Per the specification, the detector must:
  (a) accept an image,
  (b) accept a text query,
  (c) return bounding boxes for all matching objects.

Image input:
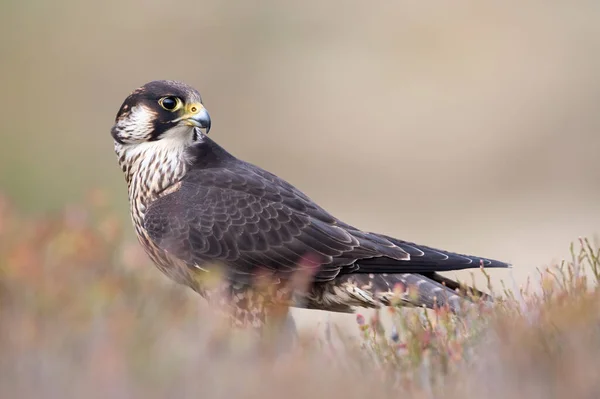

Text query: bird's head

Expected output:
[111,80,211,146]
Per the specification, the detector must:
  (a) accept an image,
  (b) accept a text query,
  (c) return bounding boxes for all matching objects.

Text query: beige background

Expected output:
[2,1,599,327]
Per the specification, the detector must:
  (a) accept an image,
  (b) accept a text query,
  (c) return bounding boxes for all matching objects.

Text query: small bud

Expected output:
[356,314,365,325]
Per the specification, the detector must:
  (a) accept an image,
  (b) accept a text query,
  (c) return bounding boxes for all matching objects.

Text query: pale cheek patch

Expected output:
[114,105,157,143]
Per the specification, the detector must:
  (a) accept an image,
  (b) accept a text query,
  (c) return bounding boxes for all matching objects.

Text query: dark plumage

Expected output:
[111,80,510,326]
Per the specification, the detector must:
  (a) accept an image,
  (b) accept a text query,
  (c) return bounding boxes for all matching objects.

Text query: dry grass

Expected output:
[1,190,599,399]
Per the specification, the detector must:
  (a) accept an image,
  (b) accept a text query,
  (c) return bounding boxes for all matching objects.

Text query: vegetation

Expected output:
[1,190,599,398]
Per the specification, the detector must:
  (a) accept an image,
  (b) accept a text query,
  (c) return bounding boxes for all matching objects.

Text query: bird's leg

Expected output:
[260,260,317,354]
[257,297,299,356]
[206,269,309,356]
[275,311,299,354]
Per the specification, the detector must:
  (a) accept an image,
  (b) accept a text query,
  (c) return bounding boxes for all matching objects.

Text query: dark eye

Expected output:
[159,96,182,111]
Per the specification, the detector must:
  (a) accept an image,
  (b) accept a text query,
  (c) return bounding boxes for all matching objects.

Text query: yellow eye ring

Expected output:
[158,96,183,112]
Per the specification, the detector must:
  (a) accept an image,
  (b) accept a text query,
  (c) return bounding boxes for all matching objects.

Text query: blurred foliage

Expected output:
[1,190,600,398]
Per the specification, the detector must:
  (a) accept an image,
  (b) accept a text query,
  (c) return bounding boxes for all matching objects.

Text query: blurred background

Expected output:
[1,0,600,330]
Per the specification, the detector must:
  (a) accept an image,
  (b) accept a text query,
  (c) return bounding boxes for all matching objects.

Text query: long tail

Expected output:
[309,272,492,314]
[374,272,491,312]
[338,237,509,312]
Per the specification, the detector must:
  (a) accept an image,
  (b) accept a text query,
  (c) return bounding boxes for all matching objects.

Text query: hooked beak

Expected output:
[183,104,211,134]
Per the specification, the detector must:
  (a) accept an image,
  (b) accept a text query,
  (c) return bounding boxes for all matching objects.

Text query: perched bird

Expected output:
[111,80,510,327]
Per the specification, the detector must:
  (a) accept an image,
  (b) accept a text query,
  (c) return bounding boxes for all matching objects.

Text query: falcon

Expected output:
[111,80,510,327]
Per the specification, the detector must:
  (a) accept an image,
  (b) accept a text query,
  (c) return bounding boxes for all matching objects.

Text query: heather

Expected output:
[1,192,599,398]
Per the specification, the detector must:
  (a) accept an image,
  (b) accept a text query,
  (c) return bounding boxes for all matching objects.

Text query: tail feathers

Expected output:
[371,273,463,313]
[423,272,493,302]
[333,272,492,313]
